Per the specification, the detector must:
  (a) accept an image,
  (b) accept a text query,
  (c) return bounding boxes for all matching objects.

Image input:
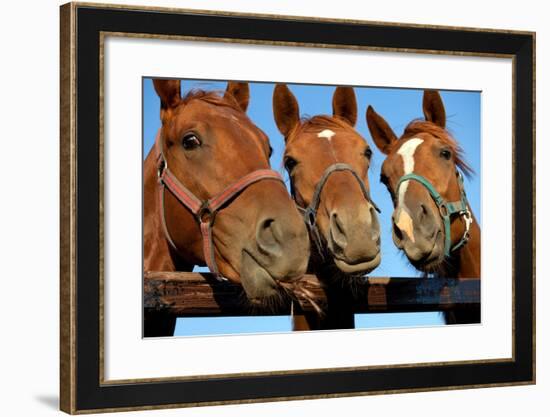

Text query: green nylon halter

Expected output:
[396,171,472,256]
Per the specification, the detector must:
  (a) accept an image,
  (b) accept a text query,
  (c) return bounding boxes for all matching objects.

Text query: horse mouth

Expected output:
[239,250,281,302]
[332,252,381,274]
[409,230,445,271]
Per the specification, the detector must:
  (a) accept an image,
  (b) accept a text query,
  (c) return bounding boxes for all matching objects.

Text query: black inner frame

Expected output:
[74,5,534,411]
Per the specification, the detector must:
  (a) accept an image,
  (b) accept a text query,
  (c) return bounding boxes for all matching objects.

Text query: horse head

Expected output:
[273,84,381,275]
[145,79,310,301]
[366,90,476,273]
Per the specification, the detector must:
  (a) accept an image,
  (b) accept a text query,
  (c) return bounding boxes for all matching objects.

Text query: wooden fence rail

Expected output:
[144,271,480,317]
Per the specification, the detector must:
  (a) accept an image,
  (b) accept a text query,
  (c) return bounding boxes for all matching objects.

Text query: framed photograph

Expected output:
[60,2,535,414]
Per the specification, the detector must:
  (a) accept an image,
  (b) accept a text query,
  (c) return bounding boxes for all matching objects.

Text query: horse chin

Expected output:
[332,253,381,275]
[414,259,444,274]
[239,250,280,301]
[405,232,445,272]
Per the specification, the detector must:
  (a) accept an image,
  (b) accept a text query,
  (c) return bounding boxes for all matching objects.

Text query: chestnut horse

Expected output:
[144,80,310,335]
[273,84,381,329]
[366,90,480,323]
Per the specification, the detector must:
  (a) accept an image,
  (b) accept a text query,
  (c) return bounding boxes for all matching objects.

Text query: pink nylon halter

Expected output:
[155,130,285,281]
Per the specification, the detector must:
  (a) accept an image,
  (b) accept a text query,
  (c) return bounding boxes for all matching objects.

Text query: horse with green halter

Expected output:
[366,90,481,324]
[366,89,480,282]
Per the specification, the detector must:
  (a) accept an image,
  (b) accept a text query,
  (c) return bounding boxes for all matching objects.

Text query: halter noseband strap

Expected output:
[396,171,472,257]
[155,131,285,281]
[295,163,380,258]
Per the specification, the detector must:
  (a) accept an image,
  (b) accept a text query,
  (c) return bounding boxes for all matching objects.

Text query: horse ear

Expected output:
[273,84,300,139]
[332,86,357,126]
[366,105,397,155]
[225,82,250,112]
[153,79,181,123]
[153,79,181,109]
[422,90,446,128]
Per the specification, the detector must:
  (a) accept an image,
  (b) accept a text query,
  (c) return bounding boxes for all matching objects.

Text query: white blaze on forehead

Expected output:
[394,138,424,242]
[395,138,424,243]
[317,129,336,141]
[397,137,424,175]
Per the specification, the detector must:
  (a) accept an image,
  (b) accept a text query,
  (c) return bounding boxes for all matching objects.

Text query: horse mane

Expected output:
[400,120,474,177]
[181,89,242,112]
[287,115,354,143]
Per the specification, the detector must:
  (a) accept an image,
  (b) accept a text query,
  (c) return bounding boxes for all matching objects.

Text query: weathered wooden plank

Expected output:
[144,271,480,317]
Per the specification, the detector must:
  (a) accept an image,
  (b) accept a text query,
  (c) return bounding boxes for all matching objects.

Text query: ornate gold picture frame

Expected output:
[60,2,535,414]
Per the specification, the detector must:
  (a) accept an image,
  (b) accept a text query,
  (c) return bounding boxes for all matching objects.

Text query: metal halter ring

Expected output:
[197,204,216,226]
[304,207,316,227]
[157,159,167,179]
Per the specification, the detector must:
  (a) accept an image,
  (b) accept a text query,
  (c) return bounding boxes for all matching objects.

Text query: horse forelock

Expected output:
[398,120,474,178]
[287,115,355,144]
[181,89,243,112]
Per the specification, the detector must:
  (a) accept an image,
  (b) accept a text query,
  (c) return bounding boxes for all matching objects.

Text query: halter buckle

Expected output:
[461,210,473,237]
[438,204,449,218]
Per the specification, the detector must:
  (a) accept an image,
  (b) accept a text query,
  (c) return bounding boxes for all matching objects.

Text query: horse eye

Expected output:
[364,148,373,160]
[440,149,452,160]
[380,174,396,203]
[284,157,298,173]
[182,134,201,150]
[268,145,273,158]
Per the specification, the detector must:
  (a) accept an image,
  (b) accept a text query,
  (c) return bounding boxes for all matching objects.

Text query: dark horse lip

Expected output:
[332,253,379,266]
[328,226,381,273]
[244,248,304,282]
[243,249,276,279]
[332,252,381,274]
[240,250,280,301]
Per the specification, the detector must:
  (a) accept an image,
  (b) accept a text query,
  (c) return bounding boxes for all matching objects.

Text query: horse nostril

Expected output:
[369,205,381,241]
[256,217,281,256]
[419,203,429,221]
[261,218,274,231]
[333,213,344,234]
[417,204,437,238]
[330,212,348,250]
[393,221,404,242]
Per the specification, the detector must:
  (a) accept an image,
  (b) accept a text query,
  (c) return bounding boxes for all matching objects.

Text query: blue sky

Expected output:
[143,78,481,336]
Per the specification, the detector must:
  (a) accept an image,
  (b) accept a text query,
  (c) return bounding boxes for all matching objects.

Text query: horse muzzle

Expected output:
[327,202,381,274]
[239,207,310,301]
[392,204,445,270]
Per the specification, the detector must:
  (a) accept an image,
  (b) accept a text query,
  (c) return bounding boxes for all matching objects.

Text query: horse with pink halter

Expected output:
[144,80,310,335]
